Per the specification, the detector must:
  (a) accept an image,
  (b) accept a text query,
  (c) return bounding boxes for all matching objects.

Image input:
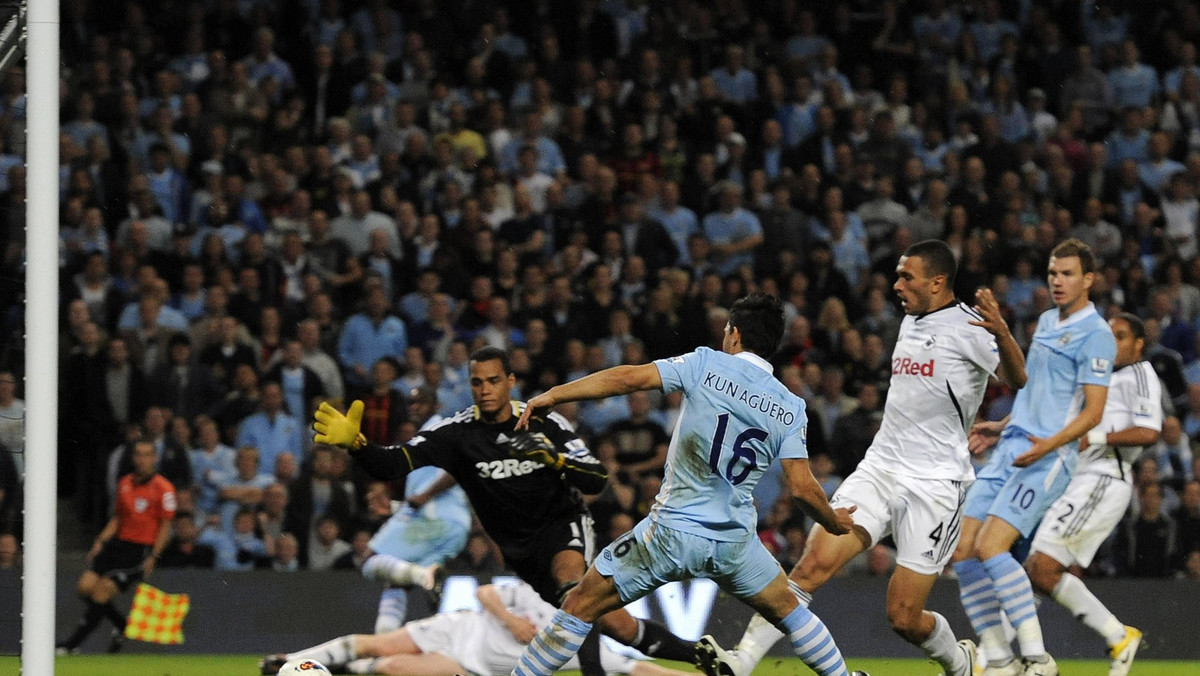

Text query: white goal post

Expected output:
[23,0,58,674]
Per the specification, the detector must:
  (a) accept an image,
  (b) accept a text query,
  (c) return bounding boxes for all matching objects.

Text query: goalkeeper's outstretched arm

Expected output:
[353,440,419,481]
[313,400,418,481]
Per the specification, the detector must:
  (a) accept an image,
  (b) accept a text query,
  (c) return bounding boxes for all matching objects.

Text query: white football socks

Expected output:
[288,635,356,666]
[919,612,967,675]
[735,612,786,669]
[1051,574,1126,647]
[362,555,434,588]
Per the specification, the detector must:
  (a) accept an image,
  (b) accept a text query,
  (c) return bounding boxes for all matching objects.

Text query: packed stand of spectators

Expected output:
[0,0,1199,579]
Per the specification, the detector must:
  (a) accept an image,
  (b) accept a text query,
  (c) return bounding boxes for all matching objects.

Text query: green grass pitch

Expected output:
[2,655,1195,675]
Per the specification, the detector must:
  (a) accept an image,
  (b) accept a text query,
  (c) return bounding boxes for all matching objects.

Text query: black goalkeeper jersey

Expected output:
[352,400,608,560]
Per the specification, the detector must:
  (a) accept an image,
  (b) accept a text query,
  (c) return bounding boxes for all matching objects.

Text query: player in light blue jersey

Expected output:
[360,388,472,633]
[506,294,867,676]
[695,240,1028,676]
[952,239,1116,676]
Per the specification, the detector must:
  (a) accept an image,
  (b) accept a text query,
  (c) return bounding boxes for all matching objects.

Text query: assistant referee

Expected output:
[57,439,176,653]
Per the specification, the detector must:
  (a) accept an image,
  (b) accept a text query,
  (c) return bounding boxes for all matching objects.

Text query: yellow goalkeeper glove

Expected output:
[313,400,367,450]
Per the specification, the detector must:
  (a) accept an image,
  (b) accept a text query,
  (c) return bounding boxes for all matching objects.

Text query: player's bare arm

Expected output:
[88,516,119,561]
[407,470,457,509]
[969,287,1027,389]
[477,585,538,644]
[1014,384,1108,467]
[782,458,856,535]
[517,363,663,430]
[1093,425,1160,449]
[143,517,172,576]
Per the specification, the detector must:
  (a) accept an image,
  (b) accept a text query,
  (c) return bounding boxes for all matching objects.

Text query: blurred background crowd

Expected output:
[0,0,1196,582]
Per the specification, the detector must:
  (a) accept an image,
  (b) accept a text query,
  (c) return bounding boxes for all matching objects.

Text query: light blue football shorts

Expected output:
[594,516,783,603]
[963,431,1074,537]
[369,509,470,565]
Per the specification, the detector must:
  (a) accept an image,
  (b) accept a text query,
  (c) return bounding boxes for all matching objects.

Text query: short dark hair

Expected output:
[469,345,512,374]
[1114,312,1146,341]
[904,239,958,288]
[1050,238,1097,275]
[728,293,785,358]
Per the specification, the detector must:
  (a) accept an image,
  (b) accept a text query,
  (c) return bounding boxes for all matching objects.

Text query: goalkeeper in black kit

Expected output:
[313,346,696,676]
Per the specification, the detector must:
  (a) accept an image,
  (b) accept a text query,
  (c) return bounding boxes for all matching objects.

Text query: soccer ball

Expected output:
[277,659,333,675]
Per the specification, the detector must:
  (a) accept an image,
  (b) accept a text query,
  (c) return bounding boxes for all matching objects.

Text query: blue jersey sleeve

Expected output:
[654,349,707,394]
[1075,325,1117,387]
[777,406,809,461]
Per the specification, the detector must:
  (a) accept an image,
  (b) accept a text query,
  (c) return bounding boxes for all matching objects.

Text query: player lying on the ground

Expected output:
[261,580,698,676]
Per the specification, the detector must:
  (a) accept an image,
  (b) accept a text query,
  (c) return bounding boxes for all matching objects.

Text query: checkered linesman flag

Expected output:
[124,583,191,644]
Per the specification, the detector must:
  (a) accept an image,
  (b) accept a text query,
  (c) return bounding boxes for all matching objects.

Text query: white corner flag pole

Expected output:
[23,0,59,674]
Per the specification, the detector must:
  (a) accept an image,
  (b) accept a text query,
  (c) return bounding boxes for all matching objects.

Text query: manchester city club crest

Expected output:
[1058,332,1071,346]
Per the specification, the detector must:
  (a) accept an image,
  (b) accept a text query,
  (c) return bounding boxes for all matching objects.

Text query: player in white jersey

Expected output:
[505,293,868,676]
[694,241,1027,676]
[1025,314,1160,676]
[261,581,700,676]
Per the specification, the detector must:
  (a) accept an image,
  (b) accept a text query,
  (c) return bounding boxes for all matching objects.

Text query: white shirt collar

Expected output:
[734,350,774,375]
[1054,301,1097,329]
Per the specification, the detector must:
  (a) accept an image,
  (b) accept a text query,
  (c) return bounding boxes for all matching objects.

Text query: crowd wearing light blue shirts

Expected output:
[702,206,763,277]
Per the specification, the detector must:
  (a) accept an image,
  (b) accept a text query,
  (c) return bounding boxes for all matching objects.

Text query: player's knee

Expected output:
[75,574,96,598]
[91,585,115,604]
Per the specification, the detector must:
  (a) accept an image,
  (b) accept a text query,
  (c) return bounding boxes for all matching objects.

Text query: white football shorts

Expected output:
[829,457,967,575]
[1030,472,1132,568]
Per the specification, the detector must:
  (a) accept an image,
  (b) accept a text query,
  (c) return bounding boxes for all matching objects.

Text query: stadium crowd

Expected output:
[0,0,1196,583]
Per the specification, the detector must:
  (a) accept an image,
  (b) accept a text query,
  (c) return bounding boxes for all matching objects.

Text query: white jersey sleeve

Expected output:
[954,305,1001,375]
[497,580,557,628]
[1076,360,1163,479]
